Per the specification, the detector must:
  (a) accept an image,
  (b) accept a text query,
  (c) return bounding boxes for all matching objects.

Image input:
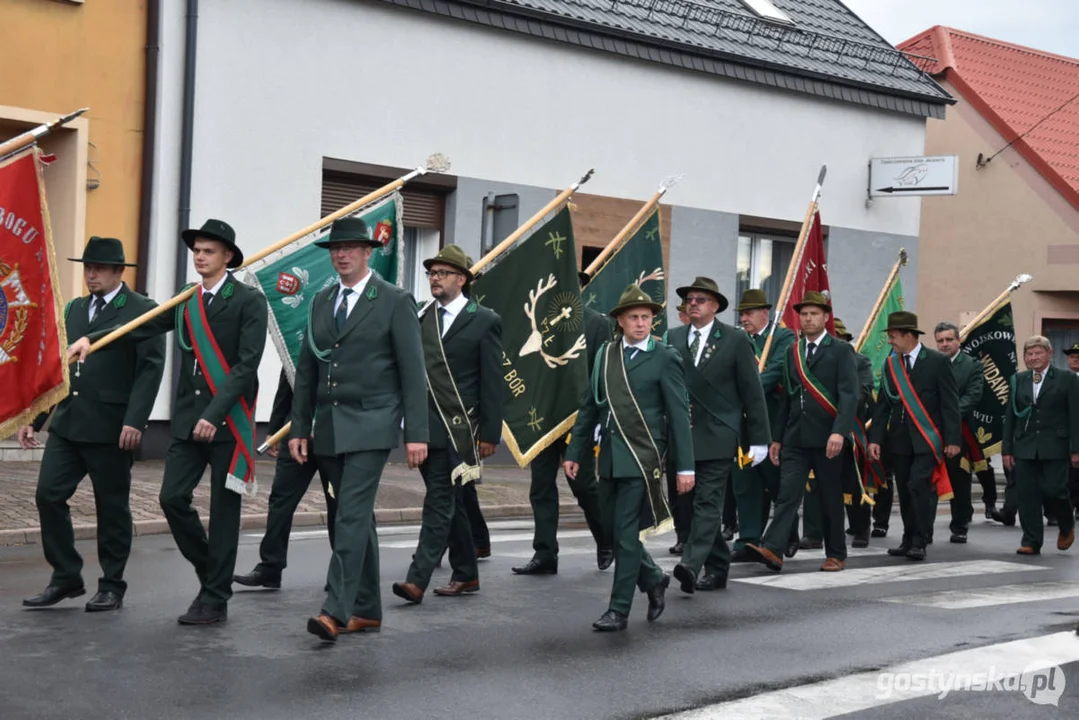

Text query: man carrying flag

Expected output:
[867,312,961,561]
[69,219,268,623]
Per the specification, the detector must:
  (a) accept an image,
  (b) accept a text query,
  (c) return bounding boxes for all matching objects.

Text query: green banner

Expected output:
[960,301,1017,460]
[241,193,402,383]
[582,209,666,335]
[471,207,588,466]
[858,276,905,391]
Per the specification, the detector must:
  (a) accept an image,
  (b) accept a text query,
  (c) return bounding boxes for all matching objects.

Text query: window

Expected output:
[406,227,441,301]
[581,245,603,273]
[480,193,519,254]
[739,0,793,24]
[735,232,796,309]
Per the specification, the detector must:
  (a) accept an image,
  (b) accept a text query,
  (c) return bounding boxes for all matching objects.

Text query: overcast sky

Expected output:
[841,0,1079,58]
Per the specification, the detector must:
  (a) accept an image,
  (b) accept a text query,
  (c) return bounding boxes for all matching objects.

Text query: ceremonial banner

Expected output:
[780,211,835,336]
[0,148,68,439]
[860,277,906,391]
[960,300,1017,467]
[582,209,667,335]
[241,193,402,383]
[471,207,589,466]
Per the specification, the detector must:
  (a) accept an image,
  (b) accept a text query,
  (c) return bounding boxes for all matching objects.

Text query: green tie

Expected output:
[335,288,353,331]
[689,329,701,364]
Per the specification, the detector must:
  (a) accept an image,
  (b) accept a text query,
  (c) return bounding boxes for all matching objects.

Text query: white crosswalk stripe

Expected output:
[880,581,1079,609]
[731,560,1049,591]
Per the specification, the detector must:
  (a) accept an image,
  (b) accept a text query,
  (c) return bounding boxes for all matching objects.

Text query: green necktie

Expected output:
[335,288,353,332]
[689,329,701,364]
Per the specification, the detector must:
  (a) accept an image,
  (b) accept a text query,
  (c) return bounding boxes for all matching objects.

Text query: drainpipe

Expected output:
[134,0,161,293]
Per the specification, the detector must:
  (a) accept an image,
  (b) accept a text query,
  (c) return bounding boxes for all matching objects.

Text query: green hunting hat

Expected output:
[1065,343,1079,355]
[793,291,832,314]
[423,244,474,283]
[314,217,378,249]
[69,236,135,267]
[834,317,853,341]
[610,284,663,318]
[885,311,924,335]
[181,219,243,268]
[736,288,771,312]
[676,276,729,313]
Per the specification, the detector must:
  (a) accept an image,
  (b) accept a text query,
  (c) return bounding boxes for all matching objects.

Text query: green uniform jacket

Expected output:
[753,322,796,420]
[565,341,694,478]
[869,346,961,454]
[666,321,771,460]
[855,352,874,423]
[772,334,859,448]
[1003,366,1079,460]
[38,284,166,443]
[424,298,504,449]
[951,351,984,424]
[291,274,429,455]
[584,306,615,375]
[89,273,266,442]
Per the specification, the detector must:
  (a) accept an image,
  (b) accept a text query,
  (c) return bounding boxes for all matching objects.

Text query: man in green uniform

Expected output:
[746,292,858,572]
[1003,335,1079,555]
[564,284,694,631]
[291,217,428,643]
[666,302,693,555]
[669,277,770,595]
[934,321,984,544]
[868,312,961,561]
[21,237,165,612]
[391,245,502,604]
[1065,343,1079,520]
[513,271,614,575]
[731,288,797,561]
[69,220,268,623]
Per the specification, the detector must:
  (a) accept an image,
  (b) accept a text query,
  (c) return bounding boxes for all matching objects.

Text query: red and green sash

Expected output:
[183,291,258,497]
[885,354,953,501]
[790,340,882,501]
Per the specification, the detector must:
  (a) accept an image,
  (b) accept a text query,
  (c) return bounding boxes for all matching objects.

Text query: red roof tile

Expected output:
[899,26,1079,209]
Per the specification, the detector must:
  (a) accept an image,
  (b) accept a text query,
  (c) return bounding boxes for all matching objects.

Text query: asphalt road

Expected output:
[2,513,1079,719]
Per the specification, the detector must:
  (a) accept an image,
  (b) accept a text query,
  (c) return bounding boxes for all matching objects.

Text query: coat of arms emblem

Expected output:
[0,261,32,365]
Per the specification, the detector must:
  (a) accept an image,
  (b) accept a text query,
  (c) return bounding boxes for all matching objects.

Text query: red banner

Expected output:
[0,148,68,439]
[781,211,835,336]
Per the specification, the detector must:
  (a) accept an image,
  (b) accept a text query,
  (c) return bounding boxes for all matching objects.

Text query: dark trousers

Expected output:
[765,447,846,560]
[873,469,895,530]
[680,459,734,577]
[159,439,243,610]
[1069,465,1079,512]
[976,466,998,506]
[528,441,607,562]
[947,456,973,535]
[1016,458,1075,550]
[723,474,737,529]
[842,446,871,535]
[317,449,389,624]
[666,457,694,543]
[406,449,467,589]
[599,475,664,616]
[891,452,938,550]
[461,482,490,550]
[739,459,797,548]
[35,434,133,595]
[258,452,336,573]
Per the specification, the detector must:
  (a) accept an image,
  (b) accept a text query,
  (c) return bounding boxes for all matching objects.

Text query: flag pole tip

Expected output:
[817,165,827,185]
[899,248,908,265]
[659,174,683,192]
[423,153,451,173]
[578,168,595,186]
[1016,273,1033,284]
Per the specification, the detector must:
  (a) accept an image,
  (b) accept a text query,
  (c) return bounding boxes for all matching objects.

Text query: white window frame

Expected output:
[740,0,794,24]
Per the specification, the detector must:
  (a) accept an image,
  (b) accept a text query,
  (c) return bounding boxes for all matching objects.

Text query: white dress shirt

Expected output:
[201,273,229,300]
[803,330,826,358]
[902,342,923,370]
[688,320,714,366]
[89,283,124,322]
[334,272,373,318]
[437,293,470,337]
[1033,368,1046,402]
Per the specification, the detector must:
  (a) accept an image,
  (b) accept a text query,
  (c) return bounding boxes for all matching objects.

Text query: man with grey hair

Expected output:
[1003,335,1079,555]
[934,321,983,544]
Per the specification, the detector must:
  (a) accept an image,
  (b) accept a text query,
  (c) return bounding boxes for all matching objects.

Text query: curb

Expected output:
[0,501,579,547]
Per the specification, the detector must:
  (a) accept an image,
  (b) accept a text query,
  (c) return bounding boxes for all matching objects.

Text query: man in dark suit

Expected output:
[72,220,267,624]
[934,321,984,544]
[868,312,961,561]
[391,245,502,604]
[1003,335,1079,555]
[564,284,694,631]
[513,271,613,575]
[1066,343,1079,521]
[21,237,165,612]
[665,302,694,555]
[746,292,858,572]
[668,277,770,595]
[233,370,337,590]
[290,217,428,643]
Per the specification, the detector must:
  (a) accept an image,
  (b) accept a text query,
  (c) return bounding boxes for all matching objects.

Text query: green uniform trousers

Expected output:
[528,441,607,562]
[599,475,664,616]
[803,447,872,540]
[256,452,336,574]
[680,459,734,578]
[1016,458,1076,550]
[318,449,389,624]
[159,438,243,610]
[406,448,477,590]
[764,447,847,560]
[947,455,974,535]
[35,434,134,595]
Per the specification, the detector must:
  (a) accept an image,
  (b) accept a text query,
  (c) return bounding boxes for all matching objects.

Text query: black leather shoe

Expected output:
[85,591,123,612]
[22,584,86,608]
[785,541,800,558]
[871,527,888,538]
[597,547,614,571]
[798,537,822,550]
[668,541,685,556]
[887,544,912,557]
[592,609,628,632]
[695,573,727,591]
[511,558,557,575]
[985,503,997,520]
[950,533,968,544]
[907,547,927,561]
[646,574,669,622]
[992,509,1016,527]
[927,534,934,545]
[721,525,736,542]
[731,547,754,563]
[673,563,697,595]
[852,532,869,549]
[233,566,282,589]
[178,601,227,625]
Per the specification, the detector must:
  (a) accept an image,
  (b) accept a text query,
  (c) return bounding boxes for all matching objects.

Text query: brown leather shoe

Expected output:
[306,613,339,642]
[342,616,381,633]
[392,581,424,604]
[820,557,846,572]
[1016,546,1041,555]
[476,547,491,560]
[1059,528,1075,551]
[433,579,479,596]
[746,544,783,572]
